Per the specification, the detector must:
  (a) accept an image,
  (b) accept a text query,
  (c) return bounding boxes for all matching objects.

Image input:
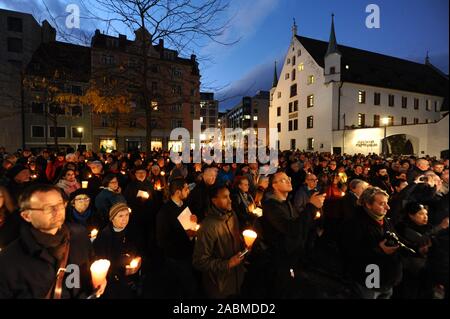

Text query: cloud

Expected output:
[216,53,284,110]
[201,0,279,58]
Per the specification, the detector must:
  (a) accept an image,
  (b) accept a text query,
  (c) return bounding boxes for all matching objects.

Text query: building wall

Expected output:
[337,82,443,129]
[270,38,333,151]
[332,114,449,157]
[0,9,55,151]
[90,32,200,152]
[270,35,447,154]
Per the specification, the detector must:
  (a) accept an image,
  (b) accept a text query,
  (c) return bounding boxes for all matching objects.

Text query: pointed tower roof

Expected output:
[325,14,340,56]
[272,61,278,88]
[425,51,430,64]
[292,18,298,38]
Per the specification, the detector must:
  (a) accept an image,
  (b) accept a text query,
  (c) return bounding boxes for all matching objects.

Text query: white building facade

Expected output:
[269,18,448,157]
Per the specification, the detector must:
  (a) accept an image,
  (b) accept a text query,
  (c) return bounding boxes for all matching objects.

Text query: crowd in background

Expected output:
[0,145,448,299]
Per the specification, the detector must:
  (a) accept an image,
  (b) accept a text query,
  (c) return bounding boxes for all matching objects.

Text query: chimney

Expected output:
[191,54,197,62]
[159,38,164,49]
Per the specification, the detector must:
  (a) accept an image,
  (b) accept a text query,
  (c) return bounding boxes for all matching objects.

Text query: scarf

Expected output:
[71,207,93,225]
[30,224,70,265]
[365,207,385,224]
[57,179,80,195]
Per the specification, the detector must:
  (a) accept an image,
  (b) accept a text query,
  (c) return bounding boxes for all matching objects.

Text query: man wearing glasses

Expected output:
[0,184,106,298]
[260,172,323,298]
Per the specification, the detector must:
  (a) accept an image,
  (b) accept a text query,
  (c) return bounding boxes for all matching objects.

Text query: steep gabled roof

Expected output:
[296,35,448,97]
[26,41,91,82]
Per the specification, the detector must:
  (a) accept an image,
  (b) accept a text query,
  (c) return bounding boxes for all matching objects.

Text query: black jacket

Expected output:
[231,190,256,231]
[187,181,214,222]
[156,200,195,261]
[261,192,315,266]
[340,207,403,290]
[0,223,94,298]
[93,224,138,298]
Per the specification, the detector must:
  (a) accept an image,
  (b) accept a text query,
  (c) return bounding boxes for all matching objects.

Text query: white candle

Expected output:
[82,181,88,188]
[90,228,98,241]
[242,229,257,248]
[90,259,110,288]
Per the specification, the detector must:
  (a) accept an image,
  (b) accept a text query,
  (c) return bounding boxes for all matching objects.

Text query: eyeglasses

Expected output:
[26,202,66,215]
[74,197,90,203]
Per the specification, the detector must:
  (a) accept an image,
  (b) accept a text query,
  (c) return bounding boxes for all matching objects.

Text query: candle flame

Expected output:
[90,228,98,238]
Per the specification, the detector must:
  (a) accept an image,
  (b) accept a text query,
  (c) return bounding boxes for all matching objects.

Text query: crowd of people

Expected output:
[0,145,448,299]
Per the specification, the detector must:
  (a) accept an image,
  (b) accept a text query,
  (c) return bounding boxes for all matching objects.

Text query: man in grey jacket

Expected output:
[193,185,245,298]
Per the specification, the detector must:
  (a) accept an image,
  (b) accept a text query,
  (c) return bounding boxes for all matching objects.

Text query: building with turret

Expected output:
[269,16,448,157]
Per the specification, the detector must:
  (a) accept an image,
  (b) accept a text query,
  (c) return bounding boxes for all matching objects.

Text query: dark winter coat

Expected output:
[0,223,94,298]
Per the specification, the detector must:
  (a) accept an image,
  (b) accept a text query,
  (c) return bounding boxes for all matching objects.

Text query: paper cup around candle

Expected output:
[242,229,257,248]
[90,259,110,288]
[82,181,88,188]
[126,256,141,270]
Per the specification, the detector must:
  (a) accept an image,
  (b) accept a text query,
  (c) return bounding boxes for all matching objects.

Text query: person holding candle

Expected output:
[93,202,140,298]
[0,184,105,298]
[124,166,159,255]
[156,177,199,298]
[193,185,245,299]
[231,176,257,231]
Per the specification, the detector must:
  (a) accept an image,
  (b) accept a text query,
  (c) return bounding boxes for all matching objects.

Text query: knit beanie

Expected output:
[109,202,130,221]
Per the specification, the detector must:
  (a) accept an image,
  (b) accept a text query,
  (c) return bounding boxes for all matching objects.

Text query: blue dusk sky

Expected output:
[1,0,448,110]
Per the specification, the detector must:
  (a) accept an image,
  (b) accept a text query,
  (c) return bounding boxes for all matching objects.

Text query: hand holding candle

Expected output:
[90,259,110,296]
[125,256,142,276]
[82,181,88,189]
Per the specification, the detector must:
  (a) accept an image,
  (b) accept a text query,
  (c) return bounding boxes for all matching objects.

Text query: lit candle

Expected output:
[126,257,141,269]
[194,224,200,231]
[315,211,321,219]
[341,192,346,197]
[31,174,37,179]
[242,229,257,249]
[82,181,88,188]
[85,159,88,163]
[90,259,110,289]
[90,228,98,241]
[160,171,166,176]
[166,158,170,163]
[88,174,92,178]
[121,170,126,175]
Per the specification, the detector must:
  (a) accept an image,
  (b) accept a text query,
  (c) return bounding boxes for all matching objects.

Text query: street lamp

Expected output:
[77,127,83,151]
[381,117,389,157]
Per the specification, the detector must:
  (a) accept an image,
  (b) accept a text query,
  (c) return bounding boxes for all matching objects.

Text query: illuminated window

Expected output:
[358,113,365,127]
[307,95,314,108]
[307,75,314,85]
[298,63,304,71]
[358,90,366,104]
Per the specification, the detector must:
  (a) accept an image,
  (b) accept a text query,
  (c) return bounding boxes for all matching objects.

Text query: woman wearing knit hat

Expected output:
[93,202,141,298]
